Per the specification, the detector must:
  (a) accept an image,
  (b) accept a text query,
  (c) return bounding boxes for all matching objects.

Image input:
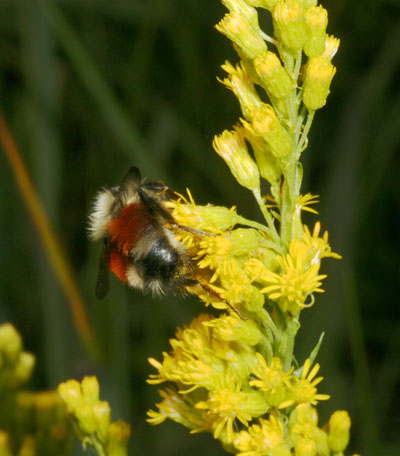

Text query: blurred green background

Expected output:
[0,0,399,454]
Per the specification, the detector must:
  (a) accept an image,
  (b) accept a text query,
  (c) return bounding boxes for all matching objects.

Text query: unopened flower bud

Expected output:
[328,410,351,452]
[273,0,306,51]
[304,6,328,57]
[216,12,267,59]
[303,57,336,110]
[81,376,100,404]
[243,104,292,158]
[213,127,260,191]
[93,401,111,443]
[107,420,132,456]
[254,51,293,98]
[58,379,83,413]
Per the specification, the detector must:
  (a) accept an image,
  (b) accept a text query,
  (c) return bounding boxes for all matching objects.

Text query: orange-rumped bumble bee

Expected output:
[88,166,199,300]
[89,167,246,319]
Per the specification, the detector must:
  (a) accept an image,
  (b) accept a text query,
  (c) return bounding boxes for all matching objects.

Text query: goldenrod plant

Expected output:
[57,377,131,456]
[0,323,72,456]
[146,1,358,455]
[0,320,130,456]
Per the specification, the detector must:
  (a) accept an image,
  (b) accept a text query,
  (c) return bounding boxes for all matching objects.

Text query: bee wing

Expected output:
[119,166,141,193]
[95,239,111,300]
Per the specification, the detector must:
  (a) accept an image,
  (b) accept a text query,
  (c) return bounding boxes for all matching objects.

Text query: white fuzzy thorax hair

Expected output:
[88,188,116,241]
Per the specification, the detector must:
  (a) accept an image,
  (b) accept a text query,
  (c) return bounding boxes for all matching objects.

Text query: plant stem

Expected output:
[282,316,300,371]
[298,110,315,153]
[252,188,281,245]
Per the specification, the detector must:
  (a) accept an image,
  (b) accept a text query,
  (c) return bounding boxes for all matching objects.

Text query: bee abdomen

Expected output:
[142,238,179,280]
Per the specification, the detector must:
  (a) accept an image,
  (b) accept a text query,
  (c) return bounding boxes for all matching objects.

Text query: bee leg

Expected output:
[190,281,247,321]
[173,224,218,237]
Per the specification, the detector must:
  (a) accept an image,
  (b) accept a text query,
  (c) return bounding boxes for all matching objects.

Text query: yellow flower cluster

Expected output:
[147,1,356,455]
[169,192,338,318]
[0,324,72,456]
[58,377,131,456]
[147,314,352,454]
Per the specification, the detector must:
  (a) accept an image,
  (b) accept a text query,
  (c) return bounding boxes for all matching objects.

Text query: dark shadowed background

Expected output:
[0,0,399,455]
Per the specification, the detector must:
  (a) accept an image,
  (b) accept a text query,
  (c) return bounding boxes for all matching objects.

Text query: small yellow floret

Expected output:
[213,127,260,191]
[254,51,293,98]
[273,0,306,51]
[261,254,326,315]
[303,57,336,111]
[328,410,351,452]
[216,12,267,59]
[234,414,290,456]
[58,379,83,413]
[250,354,293,407]
[242,104,292,158]
[81,376,100,404]
[304,6,328,57]
[288,359,330,405]
[195,380,267,442]
[220,60,262,120]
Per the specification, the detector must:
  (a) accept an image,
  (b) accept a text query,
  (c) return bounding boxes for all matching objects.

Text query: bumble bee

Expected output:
[88,166,198,299]
[88,167,246,319]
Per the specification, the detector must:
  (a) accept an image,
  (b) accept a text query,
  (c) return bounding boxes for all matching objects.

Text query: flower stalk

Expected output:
[147,1,357,455]
[144,0,356,456]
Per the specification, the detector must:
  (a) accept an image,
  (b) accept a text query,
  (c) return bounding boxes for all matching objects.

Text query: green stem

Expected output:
[235,214,277,238]
[279,163,296,245]
[252,188,281,245]
[295,105,307,144]
[297,109,315,154]
[292,50,303,85]
[282,316,300,372]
